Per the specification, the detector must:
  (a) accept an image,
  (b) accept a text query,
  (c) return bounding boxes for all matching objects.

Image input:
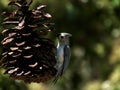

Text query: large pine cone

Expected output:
[0,0,57,83]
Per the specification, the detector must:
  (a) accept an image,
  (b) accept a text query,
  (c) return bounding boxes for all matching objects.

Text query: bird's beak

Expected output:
[56,33,61,37]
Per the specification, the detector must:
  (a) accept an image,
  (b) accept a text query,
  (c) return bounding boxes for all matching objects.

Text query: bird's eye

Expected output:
[60,36,64,39]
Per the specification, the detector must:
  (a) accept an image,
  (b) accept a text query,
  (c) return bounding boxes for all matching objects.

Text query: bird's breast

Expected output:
[57,46,64,64]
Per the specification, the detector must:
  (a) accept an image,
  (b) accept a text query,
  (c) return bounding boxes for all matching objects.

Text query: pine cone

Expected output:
[0,0,57,83]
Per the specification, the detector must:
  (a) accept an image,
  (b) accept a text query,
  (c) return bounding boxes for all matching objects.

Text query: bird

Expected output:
[53,32,72,84]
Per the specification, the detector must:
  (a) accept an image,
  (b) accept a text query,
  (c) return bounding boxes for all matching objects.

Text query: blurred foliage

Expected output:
[1,0,120,90]
[0,69,28,90]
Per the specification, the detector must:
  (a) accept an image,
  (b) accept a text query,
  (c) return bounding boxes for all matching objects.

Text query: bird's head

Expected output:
[57,32,72,44]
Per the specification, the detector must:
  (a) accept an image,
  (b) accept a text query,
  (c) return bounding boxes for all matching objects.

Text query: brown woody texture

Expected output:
[0,0,57,83]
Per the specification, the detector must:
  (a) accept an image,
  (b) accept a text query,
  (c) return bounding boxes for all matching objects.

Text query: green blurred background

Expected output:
[1,0,120,90]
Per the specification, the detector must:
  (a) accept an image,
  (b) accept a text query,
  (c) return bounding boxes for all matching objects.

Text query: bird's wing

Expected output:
[53,45,71,84]
[56,45,71,76]
[61,45,71,75]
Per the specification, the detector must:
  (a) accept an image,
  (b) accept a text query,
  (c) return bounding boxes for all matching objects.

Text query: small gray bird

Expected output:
[53,32,72,83]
